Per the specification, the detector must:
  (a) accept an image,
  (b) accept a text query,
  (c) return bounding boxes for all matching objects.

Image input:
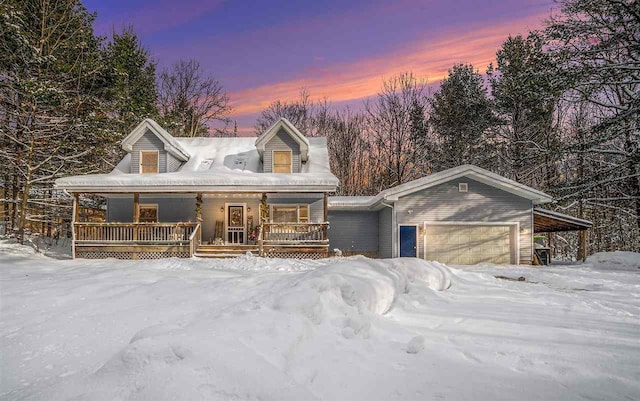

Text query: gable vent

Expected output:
[459,183,468,192]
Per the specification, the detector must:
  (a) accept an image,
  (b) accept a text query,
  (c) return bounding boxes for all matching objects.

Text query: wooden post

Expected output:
[71,193,79,259]
[195,193,203,222]
[579,230,588,262]
[323,192,328,241]
[133,193,139,241]
[547,231,553,263]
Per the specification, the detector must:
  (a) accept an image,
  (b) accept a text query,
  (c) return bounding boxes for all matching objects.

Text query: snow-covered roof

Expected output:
[255,118,310,162]
[55,136,338,193]
[121,119,190,161]
[329,165,553,210]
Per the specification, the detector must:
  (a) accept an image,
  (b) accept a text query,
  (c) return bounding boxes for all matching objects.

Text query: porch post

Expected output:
[259,193,267,256]
[195,193,203,243]
[323,192,328,241]
[133,193,139,242]
[71,192,79,259]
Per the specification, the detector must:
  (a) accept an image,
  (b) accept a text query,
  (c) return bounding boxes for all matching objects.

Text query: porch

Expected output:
[70,192,330,259]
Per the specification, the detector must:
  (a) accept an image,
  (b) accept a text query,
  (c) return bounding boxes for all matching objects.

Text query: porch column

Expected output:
[195,193,203,222]
[323,192,328,241]
[259,193,267,256]
[71,192,79,259]
[133,193,139,242]
[547,231,554,262]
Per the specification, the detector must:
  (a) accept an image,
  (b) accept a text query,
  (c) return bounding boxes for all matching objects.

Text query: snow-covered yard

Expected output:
[1,241,639,401]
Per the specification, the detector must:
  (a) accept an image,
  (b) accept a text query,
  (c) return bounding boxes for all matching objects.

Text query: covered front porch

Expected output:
[71,192,330,259]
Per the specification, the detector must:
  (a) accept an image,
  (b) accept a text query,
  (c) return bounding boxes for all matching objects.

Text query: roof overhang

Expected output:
[121,119,190,162]
[255,118,310,162]
[534,208,593,232]
[384,165,553,204]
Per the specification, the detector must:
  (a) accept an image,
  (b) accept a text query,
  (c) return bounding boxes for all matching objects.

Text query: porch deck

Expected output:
[72,221,329,259]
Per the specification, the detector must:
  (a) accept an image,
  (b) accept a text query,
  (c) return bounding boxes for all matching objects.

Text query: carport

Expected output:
[533,208,593,263]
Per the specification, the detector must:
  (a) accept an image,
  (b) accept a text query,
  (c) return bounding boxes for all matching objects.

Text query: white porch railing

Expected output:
[262,222,328,243]
[74,222,198,243]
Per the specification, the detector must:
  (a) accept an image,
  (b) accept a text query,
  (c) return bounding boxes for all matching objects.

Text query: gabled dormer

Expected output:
[121,119,190,174]
[255,118,310,173]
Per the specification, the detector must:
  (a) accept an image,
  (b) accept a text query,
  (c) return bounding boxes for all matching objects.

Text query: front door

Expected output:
[400,225,417,257]
[226,204,245,244]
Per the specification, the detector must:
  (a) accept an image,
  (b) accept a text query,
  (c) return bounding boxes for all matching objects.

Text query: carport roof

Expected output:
[534,208,592,232]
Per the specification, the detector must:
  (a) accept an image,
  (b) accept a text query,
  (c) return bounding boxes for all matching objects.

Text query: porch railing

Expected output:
[262,222,328,244]
[74,222,198,243]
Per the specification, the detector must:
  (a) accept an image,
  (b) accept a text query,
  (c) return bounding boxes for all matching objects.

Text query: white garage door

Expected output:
[424,225,514,265]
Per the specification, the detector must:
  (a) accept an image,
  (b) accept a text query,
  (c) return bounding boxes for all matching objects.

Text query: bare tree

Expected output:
[158,59,231,137]
[253,90,331,137]
[365,73,428,189]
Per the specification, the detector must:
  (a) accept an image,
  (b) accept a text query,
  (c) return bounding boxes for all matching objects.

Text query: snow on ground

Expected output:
[1,241,639,401]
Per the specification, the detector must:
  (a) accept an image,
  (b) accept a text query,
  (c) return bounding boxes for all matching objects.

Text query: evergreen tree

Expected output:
[488,32,562,187]
[104,27,158,134]
[430,64,495,171]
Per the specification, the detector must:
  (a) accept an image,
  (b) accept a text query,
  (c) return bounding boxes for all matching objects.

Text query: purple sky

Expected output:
[85,0,555,135]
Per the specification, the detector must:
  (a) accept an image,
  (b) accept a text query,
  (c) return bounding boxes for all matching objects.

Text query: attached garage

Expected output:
[423,224,518,265]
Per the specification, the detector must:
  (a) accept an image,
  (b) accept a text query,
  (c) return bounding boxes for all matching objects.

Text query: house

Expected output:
[55,118,591,263]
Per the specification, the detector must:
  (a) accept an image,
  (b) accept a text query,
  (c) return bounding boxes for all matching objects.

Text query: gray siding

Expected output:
[395,177,534,263]
[201,197,260,243]
[263,128,301,173]
[130,130,168,173]
[267,195,324,223]
[378,207,393,258]
[328,211,379,252]
[166,153,183,172]
[106,195,196,222]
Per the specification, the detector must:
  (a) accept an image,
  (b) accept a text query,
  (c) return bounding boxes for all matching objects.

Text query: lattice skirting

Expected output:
[265,251,329,259]
[76,250,190,259]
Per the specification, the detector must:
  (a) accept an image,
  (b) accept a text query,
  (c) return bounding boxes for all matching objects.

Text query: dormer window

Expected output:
[140,151,159,174]
[273,150,292,173]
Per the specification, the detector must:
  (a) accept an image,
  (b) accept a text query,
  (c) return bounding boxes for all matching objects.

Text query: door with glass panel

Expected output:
[225,204,245,244]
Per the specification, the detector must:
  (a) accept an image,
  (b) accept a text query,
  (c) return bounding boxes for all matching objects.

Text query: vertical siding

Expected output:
[378,207,393,258]
[106,195,196,222]
[130,130,168,173]
[200,197,261,243]
[263,128,301,173]
[395,177,534,263]
[328,211,379,252]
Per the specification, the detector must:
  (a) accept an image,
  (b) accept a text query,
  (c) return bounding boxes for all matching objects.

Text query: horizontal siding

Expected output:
[130,130,167,173]
[201,197,261,243]
[107,195,196,222]
[378,207,392,258]
[263,128,301,173]
[166,153,183,172]
[395,177,533,263]
[267,195,324,223]
[328,211,379,252]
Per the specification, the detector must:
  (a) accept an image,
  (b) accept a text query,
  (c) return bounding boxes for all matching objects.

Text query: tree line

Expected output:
[1,0,638,256]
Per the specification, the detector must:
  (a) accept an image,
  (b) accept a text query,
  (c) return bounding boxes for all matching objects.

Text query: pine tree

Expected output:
[430,64,495,171]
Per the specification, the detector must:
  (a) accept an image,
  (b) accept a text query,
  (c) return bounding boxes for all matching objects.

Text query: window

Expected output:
[140,151,159,174]
[271,205,309,223]
[458,182,468,192]
[138,204,158,223]
[272,150,292,173]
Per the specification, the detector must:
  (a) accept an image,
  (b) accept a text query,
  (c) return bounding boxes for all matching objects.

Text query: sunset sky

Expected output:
[84,0,555,135]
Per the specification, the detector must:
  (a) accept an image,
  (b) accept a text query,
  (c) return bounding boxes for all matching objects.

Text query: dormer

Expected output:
[121,119,190,174]
[255,118,310,173]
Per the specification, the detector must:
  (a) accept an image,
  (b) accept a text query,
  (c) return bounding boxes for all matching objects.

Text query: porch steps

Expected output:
[194,244,259,258]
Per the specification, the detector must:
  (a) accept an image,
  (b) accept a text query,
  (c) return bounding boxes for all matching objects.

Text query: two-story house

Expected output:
[55,118,591,263]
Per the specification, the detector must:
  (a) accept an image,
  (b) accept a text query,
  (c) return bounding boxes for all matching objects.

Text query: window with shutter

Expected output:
[272,151,292,173]
[140,151,159,173]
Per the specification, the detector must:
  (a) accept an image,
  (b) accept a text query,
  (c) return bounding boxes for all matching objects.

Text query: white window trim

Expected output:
[271,149,292,173]
[458,182,468,192]
[421,221,520,265]
[138,203,158,222]
[139,150,159,174]
[269,204,309,223]
[398,224,419,258]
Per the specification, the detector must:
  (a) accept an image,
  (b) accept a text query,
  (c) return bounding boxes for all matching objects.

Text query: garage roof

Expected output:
[533,208,592,232]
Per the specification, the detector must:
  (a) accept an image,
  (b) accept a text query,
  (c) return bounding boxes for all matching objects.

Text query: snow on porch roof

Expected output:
[534,208,593,232]
[55,136,339,193]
